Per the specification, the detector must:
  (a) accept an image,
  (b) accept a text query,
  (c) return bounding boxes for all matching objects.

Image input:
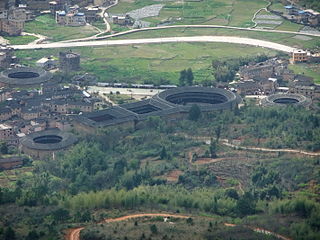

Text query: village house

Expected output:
[49,0,67,16]
[55,6,86,26]
[36,57,58,70]
[0,46,16,69]
[288,75,320,99]
[21,107,40,120]
[112,14,133,26]
[49,99,93,114]
[236,80,261,95]
[283,5,320,27]
[236,77,278,95]
[0,123,14,140]
[0,89,10,102]
[0,108,12,121]
[239,58,288,81]
[83,6,100,23]
[0,5,27,36]
[59,51,80,71]
[291,49,308,63]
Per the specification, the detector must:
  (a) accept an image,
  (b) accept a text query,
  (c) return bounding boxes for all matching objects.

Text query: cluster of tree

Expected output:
[1,104,320,239]
[179,68,194,86]
[188,104,201,121]
[272,197,320,239]
[212,54,269,82]
[241,106,320,150]
[178,169,217,188]
[298,0,320,11]
[64,185,242,217]
[185,104,320,151]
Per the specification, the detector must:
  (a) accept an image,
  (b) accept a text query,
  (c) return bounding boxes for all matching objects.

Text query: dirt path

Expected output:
[221,140,320,156]
[102,213,189,223]
[182,134,320,157]
[66,213,292,240]
[66,213,189,240]
[251,1,272,28]
[224,223,292,240]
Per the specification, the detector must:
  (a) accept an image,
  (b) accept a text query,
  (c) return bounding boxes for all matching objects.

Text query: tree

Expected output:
[236,192,256,217]
[186,68,194,86]
[179,69,187,86]
[4,227,15,240]
[160,146,167,160]
[188,104,201,121]
[150,224,158,234]
[209,139,217,158]
[214,125,221,143]
[25,230,39,240]
[52,208,70,222]
[225,189,239,200]
[186,217,194,225]
[0,142,8,155]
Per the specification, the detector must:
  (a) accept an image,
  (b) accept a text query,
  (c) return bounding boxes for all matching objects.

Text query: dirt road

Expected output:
[66,212,292,240]
[66,213,189,240]
[182,134,320,157]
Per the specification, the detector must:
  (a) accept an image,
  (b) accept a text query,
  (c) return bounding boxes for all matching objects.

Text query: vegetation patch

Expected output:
[24,14,98,42]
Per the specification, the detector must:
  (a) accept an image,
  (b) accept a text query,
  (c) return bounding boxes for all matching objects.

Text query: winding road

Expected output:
[65,213,292,240]
[66,213,189,240]
[182,134,320,157]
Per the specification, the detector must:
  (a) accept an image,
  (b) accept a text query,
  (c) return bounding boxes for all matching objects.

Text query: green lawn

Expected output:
[3,35,38,45]
[24,14,98,42]
[289,63,320,83]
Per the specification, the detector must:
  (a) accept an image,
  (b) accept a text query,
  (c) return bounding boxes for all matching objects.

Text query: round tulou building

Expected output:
[0,67,53,88]
[260,93,312,108]
[153,86,241,112]
[20,129,78,159]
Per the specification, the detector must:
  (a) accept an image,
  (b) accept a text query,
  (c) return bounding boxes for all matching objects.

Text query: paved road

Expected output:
[11,36,298,52]
[87,86,163,96]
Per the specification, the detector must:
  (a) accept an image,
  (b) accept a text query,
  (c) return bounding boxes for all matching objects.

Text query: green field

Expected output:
[3,35,38,45]
[15,42,278,84]
[111,0,266,27]
[106,27,320,50]
[109,0,303,30]
[289,63,320,83]
[24,14,98,42]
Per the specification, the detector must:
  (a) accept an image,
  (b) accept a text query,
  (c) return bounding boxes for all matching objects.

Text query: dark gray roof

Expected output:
[75,106,137,127]
[0,67,53,87]
[153,86,239,112]
[0,108,12,114]
[20,128,78,151]
[75,87,241,128]
[260,93,312,107]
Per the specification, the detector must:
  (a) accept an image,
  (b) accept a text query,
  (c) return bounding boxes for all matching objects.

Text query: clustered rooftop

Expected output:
[75,87,241,129]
